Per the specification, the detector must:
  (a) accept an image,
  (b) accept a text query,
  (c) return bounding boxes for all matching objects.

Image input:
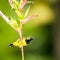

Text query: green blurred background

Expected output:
[0,0,60,60]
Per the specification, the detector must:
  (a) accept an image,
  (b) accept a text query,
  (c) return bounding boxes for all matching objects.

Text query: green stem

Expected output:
[20,23,24,60]
[21,47,24,60]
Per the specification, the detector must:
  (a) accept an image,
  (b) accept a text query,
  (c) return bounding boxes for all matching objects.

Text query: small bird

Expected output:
[8,36,34,48]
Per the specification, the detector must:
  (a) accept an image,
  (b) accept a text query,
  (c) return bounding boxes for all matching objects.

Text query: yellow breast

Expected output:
[13,38,27,48]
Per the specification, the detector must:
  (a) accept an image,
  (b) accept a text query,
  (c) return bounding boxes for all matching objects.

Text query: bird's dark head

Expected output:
[29,36,34,40]
[8,43,13,48]
[26,36,34,44]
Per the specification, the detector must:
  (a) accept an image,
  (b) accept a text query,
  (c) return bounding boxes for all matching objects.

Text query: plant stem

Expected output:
[20,22,24,60]
[21,47,24,60]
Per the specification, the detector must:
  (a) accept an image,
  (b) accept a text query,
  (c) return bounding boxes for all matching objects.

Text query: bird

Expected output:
[8,36,34,48]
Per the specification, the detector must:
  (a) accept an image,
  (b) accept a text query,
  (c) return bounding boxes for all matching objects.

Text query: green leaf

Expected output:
[27,1,34,4]
[24,6,31,18]
[12,0,20,9]
[19,0,24,8]
[15,10,24,20]
[10,17,19,28]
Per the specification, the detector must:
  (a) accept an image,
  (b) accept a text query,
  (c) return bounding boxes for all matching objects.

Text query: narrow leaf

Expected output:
[24,6,31,18]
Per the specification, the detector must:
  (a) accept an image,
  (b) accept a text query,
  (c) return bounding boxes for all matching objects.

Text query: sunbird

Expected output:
[8,36,34,48]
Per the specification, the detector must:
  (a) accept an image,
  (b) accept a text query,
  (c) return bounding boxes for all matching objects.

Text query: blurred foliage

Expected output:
[0,0,57,60]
